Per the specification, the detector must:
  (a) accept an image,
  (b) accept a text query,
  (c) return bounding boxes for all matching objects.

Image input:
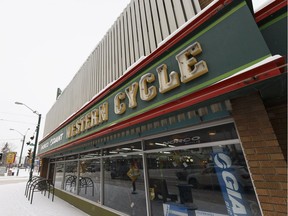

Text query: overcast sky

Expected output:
[0,0,130,154]
[0,0,269,156]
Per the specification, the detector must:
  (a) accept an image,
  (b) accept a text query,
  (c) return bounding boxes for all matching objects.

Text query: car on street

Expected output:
[186,166,252,190]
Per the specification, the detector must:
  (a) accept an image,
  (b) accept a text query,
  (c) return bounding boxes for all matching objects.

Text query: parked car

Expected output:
[186,166,252,190]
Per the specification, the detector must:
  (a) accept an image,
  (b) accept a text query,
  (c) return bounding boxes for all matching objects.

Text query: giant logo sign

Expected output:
[213,153,249,215]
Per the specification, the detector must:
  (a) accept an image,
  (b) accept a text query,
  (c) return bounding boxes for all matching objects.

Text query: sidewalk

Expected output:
[0,169,88,216]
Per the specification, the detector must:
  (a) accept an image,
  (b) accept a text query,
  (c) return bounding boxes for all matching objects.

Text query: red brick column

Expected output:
[231,93,287,216]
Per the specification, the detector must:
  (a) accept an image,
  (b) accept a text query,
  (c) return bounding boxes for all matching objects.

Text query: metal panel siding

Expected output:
[104,36,107,87]
[112,25,117,81]
[127,5,135,64]
[144,0,157,52]
[173,0,186,26]
[164,0,178,32]
[88,57,93,99]
[95,47,100,94]
[116,18,122,78]
[104,34,109,86]
[182,0,196,19]
[100,40,105,91]
[131,1,140,60]
[120,14,126,72]
[107,31,111,84]
[123,11,129,68]
[193,0,202,13]
[43,0,203,136]
[134,0,145,57]
[139,0,151,55]
[150,0,163,44]
[156,0,170,39]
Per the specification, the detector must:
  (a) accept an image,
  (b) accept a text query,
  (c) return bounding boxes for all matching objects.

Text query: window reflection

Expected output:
[103,155,146,216]
[79,159,101,203]
[103,142,142,156]
[146,144,261,216]
[49,124,261,216]
[54,162,64,189]
[145,123,237,150]
[64,161,78,194]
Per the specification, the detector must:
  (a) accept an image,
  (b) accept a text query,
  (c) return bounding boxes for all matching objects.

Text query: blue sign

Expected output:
[212,152,251,215]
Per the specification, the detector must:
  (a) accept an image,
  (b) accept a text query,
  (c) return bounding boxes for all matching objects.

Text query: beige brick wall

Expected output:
[231,93,287,216]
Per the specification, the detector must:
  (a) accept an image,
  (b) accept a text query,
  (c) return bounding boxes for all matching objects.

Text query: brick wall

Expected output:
[266,104,287,161]
[231,93,287,216]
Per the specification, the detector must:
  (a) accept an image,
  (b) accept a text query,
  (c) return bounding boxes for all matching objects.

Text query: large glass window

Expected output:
[49,123,261,216]
[103,142,146,216]
[54,162,64,189]
[145,123,238,151]
[64,161,78,194]
[146,144,261,216]
[79,159,101,203]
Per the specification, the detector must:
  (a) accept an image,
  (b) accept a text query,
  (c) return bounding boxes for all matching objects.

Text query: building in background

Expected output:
[38,0,287,215]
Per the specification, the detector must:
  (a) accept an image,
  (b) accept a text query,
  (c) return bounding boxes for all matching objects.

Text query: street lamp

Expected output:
[15,101,41,180]
[9,128,30,176]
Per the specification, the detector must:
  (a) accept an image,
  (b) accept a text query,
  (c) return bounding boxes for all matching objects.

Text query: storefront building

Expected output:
[38,0,287,215]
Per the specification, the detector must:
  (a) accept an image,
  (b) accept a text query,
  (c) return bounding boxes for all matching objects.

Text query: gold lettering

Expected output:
[139,73,157,101]
[157,64,180,93]
[176,42,208,83]
[85,113,92,129]
[65,42,209,139]
[72,124,77,136]
[80,116,86,132]
[99,102,109,123]
[66,125,72,138]
[125,82,139,108]
[91,109,99,126]
[114,92,126,114]
[75,119,81,135]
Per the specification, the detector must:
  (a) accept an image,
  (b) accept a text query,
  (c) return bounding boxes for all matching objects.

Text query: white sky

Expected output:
[0,0,130,156]
[0,0,269,157]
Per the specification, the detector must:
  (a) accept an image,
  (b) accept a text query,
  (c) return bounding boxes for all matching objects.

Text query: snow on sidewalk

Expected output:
[0,177,88,216]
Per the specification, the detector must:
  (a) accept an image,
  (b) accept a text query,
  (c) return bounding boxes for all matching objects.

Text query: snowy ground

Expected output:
[0,168,88,216]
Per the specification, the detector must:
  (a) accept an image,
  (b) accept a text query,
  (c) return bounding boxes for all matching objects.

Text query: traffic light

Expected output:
[0,153,2,161]
[27,149,32,159]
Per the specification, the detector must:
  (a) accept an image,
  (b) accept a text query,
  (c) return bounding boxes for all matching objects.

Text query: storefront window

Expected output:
[146,144,261,216]
[102,142,142,156]
[79,159,101,203]
[145,123,237,150]
[54,162,64,189]
[80,150,101,159]
[49,123,261,215]
[103,152,146,216]
[65,154,78,160]
[64,161,78,194]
